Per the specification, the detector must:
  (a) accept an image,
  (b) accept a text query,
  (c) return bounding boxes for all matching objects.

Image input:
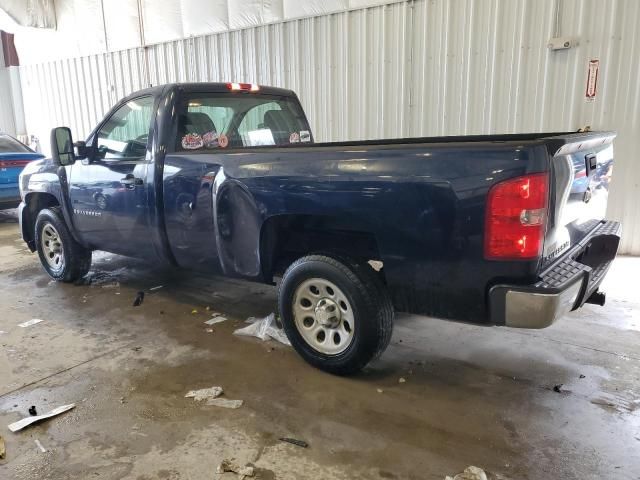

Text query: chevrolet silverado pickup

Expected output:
[18,82,621,374]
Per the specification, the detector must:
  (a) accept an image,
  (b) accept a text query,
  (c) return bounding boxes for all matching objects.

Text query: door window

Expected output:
[96,96,155,160]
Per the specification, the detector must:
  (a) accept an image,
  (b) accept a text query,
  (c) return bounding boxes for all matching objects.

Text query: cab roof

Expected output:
[123,82,296,101]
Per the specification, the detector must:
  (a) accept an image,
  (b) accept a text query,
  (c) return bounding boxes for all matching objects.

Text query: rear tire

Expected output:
[278,254,394,375]
[34,207,92,282]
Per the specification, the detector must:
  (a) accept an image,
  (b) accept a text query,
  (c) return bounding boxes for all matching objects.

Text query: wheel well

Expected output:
[260,215,383,282]
[23,193,60,250]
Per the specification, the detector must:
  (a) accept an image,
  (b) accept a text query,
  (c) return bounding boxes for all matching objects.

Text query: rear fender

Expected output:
[214,178,262,278]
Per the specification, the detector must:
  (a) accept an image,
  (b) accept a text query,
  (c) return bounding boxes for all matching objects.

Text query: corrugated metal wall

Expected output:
[18,0,640,254]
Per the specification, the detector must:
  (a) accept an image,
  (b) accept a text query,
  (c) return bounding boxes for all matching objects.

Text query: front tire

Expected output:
[34,207,92,282]
[278,254,394,375]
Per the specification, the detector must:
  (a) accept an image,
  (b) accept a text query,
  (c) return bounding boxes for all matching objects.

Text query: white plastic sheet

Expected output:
[0,0,56,28]
[282,0,347,20]
[233,313,291,346]
[5,0,406,64]
[228,0,283,29]
[142,0,183,45]
[181,0,228,36]
[102,0,142,51]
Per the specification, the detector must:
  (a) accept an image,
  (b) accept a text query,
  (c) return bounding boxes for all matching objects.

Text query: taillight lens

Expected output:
[484,173,549,260]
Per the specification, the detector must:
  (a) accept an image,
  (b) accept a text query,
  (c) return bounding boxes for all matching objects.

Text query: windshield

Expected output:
[176,93,312,151]
[0,134,30,153]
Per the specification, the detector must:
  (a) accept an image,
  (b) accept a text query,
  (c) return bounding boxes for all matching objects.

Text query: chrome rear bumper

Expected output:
[489,220,621,329]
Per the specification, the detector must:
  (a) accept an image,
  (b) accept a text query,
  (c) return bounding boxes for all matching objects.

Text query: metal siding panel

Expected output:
[16,0,640,253]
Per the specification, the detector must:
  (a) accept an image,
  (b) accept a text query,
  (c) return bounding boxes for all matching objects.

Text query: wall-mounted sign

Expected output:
[585,59,599,102]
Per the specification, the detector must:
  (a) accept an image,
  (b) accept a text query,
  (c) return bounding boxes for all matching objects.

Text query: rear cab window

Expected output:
[175,93,312,151]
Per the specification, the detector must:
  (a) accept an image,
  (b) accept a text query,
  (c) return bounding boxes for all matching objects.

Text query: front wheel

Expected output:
[278,254,394,375]
[34,207,92,282]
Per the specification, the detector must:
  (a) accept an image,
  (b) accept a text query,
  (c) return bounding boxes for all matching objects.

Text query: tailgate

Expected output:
[542,132,616,267]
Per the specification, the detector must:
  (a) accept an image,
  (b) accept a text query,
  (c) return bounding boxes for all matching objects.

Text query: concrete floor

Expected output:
[0,208,638,480]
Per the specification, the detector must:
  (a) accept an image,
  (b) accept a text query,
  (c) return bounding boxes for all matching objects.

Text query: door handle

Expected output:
[121,175,143,187]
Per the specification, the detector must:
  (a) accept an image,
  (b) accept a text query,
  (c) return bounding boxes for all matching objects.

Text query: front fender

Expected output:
[18,202,36,251]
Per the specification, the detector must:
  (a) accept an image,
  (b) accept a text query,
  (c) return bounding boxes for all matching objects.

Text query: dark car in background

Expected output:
[0,134,44,209]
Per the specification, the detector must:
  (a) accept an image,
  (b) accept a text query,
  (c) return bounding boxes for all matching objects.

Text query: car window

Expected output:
[176,93,311,151]
[96,96,155,160]
[0,135,30,153]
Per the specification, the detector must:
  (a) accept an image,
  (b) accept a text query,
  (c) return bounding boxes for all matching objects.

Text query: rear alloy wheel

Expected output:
[292,278,355,355]
[279,254,394,375]
[35,207,92,282]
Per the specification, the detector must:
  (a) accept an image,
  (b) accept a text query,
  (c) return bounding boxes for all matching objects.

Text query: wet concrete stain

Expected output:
[1,208,640,479]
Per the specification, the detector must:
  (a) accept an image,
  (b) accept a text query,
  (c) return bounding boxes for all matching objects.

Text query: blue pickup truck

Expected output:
[18,83,621,374]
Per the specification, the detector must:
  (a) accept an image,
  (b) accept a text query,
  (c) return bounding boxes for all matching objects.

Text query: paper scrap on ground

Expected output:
[217,459,254,477]
[204,315,227,325]
[18,319,44,328]
[8,404,75,432]
[233,313,291,346]
[184,386,223,401]
[0,331,6,335]
[34,439,47,453]
[445,466,488,480]
[206,398,243,409]
[149,285,163,291]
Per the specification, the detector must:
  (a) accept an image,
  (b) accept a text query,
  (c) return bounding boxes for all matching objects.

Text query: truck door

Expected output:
[68,95,156,258]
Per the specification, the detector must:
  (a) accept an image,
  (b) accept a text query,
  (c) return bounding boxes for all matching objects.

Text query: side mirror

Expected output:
[50,127,76,166]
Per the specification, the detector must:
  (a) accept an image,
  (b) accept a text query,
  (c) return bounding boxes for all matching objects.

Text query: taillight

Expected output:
[484,173,549,260]
[226,82,260,92]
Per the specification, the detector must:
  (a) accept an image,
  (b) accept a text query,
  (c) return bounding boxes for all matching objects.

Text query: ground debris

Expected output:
[579,374,586,379]
[217,459,255,478]
[185,386,223,401]
[18,318,44,328]
[8,404,75,432]
[207,398,243,409]
[133,291,145,307]
[445,466,488,480]
[279,437,308,448]
[28,406,37,416]
[34,439,46,453]
[205,314,227,325]
[398,377,406,384]
[0,435,5,459]
[233,313,291,346]
[553,384,563,393]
